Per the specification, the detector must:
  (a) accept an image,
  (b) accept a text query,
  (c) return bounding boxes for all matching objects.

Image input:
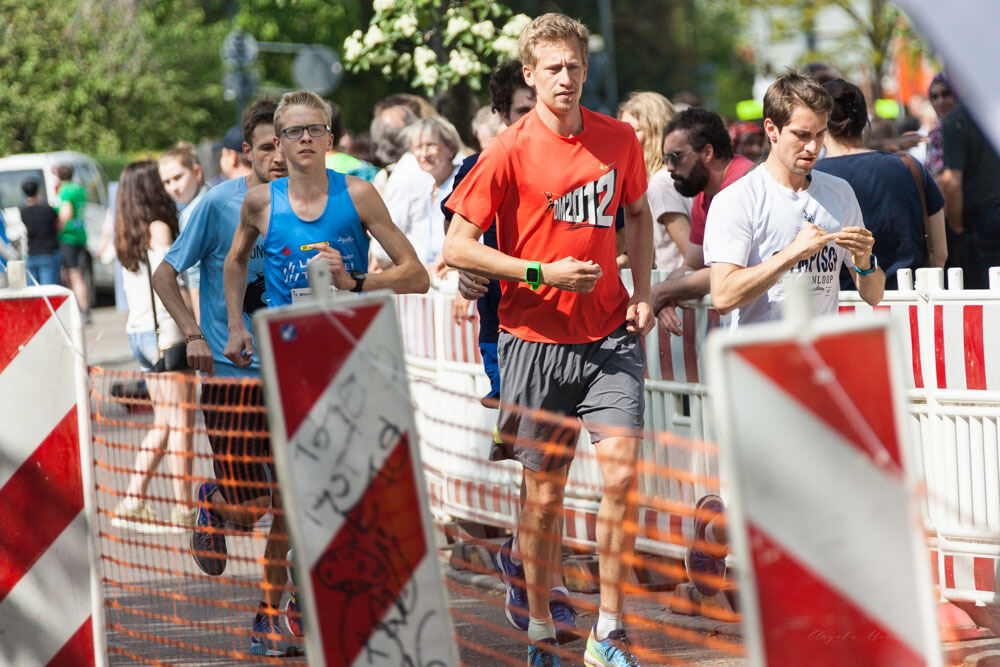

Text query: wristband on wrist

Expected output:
[853,254,878,276]
[525,261,542,290]
[185,333,205,344]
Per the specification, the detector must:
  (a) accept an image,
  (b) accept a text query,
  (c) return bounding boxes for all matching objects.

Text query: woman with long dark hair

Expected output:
[112,160,196,530]
[815,79,947,290]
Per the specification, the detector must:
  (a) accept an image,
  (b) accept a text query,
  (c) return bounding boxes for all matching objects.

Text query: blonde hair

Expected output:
[617,91,677,177]
[274,90,333,134]
[472,105,502,144]
[158,141,199,171]
[405,116,463,158]
[518,13,589,68]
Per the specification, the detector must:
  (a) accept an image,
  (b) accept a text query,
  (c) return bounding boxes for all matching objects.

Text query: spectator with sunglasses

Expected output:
[650,107,754,334]
[925,73,957,184]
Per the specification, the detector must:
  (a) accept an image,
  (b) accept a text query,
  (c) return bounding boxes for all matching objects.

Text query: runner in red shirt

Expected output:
[444,13,654,667]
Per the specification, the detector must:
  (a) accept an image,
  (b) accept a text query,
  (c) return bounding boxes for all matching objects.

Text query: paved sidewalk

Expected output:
[84,306,136,368]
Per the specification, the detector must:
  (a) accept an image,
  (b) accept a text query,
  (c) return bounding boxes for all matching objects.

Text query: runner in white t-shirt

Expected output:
[704,166,866,326]
[687,71,885,605]
[704,70,884,328]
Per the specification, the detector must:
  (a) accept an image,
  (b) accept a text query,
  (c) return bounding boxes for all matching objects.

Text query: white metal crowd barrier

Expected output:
[401,267,1000,608]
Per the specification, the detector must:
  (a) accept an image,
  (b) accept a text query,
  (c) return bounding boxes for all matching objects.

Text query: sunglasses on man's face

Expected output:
[662,150,691,166]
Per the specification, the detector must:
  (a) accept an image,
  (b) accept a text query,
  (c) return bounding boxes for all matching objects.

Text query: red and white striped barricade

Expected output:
[838,269,927,389]
[839,270,937,534]
[707,303,941,665]
[255,290,458,667]
[638,295,732,558]
[401,280,520,532]
[395,292,436,365]
[913,267,1000,606]
[0,282,104,665]
[435,280,481,368]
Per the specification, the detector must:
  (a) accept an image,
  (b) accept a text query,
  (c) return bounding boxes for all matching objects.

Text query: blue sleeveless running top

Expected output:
[263,169,370,306]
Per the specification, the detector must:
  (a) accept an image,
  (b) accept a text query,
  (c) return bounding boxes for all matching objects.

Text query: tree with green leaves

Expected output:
[342,0,531,97]
[232,0,390,133]
[739,0,922,100]
[0,0,229,155]
[339,1,754,126]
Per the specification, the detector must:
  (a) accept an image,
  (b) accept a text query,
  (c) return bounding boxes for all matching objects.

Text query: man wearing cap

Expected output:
[215,125,253,186]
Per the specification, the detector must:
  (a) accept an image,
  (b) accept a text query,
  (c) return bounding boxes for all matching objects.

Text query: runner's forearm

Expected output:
[152,262,201,338]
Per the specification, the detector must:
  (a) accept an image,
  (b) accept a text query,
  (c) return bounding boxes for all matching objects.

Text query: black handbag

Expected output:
[144,249,190,373]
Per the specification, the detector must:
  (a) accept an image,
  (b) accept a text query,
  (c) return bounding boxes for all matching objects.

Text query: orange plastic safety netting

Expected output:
[91,368,302,664]
[89,365,748,665]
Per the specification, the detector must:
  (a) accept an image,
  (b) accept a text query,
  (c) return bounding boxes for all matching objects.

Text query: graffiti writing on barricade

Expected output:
[260,299,456,666]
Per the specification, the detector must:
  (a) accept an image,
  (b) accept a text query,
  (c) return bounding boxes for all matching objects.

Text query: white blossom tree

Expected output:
[343,0,531,95]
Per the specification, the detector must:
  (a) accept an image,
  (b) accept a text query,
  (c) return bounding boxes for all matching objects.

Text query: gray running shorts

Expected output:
[492,324,646,472]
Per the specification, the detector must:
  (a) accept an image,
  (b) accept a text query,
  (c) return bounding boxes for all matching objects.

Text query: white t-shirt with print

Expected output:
[703,166,863,328]
[647,169,693,272]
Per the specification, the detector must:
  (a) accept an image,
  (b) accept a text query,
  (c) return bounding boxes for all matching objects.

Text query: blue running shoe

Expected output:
[495,537,529,631]
[284,548,302,636]
[685,494,727,596]
[528,638,561,666]
[190,481,227,576]
[250,605,304,657]
[549,589,578,644]
[584,627,640,666]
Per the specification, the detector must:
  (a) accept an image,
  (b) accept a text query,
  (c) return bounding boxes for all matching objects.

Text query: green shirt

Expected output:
[57,182,88,247]
[325,151,367,174]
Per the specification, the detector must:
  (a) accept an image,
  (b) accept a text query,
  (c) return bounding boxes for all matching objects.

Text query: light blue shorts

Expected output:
[128,330,158,372]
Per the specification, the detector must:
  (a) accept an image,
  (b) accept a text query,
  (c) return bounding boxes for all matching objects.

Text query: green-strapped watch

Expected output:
[525,261,542,290]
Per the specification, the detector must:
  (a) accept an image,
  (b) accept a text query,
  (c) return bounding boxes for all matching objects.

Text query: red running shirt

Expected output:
[689,154,754,246]
[446,108,647,344]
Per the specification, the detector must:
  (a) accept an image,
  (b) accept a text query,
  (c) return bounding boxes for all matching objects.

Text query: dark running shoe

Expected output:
[528,637,561,666]
[110,379,148,401]
[250,604,304,657]
[549,589,578,644]
[190,481,227,576]
[495,536,529,631]
[585,627,641,666]
[685,494,727,596]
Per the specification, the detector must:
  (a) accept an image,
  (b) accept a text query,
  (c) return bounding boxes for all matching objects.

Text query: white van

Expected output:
[0,151,113,293]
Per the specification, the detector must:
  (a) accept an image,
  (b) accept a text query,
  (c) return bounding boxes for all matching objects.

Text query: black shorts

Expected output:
[59,242,87,269]
[200,379,275,505]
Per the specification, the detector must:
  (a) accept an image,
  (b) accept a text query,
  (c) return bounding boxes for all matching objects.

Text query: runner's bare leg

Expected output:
[593,436,641,614]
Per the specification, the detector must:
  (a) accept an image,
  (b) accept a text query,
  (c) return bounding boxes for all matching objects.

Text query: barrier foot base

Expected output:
[948,601,999,640]
[669,582,740,623]
[633,555,686,591]
[563,555,601,594]
[450,540,500,575]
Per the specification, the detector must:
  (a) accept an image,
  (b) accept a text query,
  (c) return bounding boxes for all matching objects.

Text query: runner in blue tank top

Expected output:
[263,169,370,306]
[222,90,429,368]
